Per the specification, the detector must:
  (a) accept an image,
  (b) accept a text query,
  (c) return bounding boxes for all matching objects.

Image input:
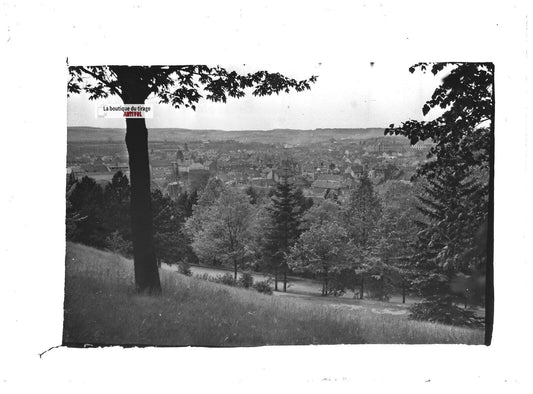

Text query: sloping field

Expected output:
[63,243,484,346]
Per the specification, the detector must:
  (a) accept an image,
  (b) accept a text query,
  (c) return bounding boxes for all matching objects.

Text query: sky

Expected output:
[67,62,445,130]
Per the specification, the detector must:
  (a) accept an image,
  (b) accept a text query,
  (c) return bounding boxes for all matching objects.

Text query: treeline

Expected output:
[192,175,424,303]
[66,168,486,328]
[66,171,198,264]
[190,169,486,328]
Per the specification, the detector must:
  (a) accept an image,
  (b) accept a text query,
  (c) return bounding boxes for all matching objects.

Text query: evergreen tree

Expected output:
[293,187,314,213]
[102,171,131,249]
[375,181,421,303]
[386,63,493,335]
[176,189,198,222]
[263,175,302,292]
[245,186,260,205]
[178,189,200,264]
[342,174,382,299]
[65,175,86,241]
[409,168,486,326]
[151,189,181,266]
[67,176,106,247]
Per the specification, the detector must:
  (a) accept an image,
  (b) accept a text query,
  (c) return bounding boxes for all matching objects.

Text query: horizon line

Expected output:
[67,125,389,132]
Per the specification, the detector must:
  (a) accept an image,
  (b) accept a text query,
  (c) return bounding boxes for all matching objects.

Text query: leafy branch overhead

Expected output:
[385,62,493,180]
[68,65,318,109]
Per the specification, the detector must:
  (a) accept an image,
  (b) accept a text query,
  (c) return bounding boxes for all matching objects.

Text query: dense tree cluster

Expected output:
[67,163,484,328]
[68,168,422,298]
[386,63,492,329]
[67,171,196,263]
[184,173,421,302]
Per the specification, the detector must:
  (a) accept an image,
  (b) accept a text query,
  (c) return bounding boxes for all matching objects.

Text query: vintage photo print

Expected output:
[64,62,493,346]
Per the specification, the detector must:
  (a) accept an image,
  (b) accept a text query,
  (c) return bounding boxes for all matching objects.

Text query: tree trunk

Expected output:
[234,259,238,280]
[360,274,364,299]
[125,117,161,295]
[402,283,406,304]
[274,270,278,291]
[283,264,287,292]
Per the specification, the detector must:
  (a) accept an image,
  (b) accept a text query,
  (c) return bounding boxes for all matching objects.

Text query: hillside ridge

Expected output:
[67,126,388,144]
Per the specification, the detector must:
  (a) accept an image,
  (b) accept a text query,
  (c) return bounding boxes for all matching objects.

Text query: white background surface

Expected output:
[0,1,531,392]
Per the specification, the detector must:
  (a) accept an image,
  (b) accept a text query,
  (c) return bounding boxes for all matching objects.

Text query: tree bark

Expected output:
[360,274,364,299]
[402,283,406,304]
[113,67,161,295]
[125,117,161,295]
[234,259,238,280]
[283,263,287,292]
[274,270,278,291]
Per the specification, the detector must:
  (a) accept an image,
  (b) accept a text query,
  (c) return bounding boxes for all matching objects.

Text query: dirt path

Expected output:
[161,263,417,316]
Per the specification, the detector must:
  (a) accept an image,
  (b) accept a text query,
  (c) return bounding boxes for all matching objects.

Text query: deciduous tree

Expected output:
[300,199,341,231]
[68,66,316,294]
[289,221,353,296]
[188,188,256,279]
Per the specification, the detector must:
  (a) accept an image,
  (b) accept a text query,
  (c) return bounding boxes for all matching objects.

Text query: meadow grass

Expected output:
[63,243,484,346]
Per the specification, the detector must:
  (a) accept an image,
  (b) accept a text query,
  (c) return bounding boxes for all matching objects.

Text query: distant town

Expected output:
[67,126,434,202]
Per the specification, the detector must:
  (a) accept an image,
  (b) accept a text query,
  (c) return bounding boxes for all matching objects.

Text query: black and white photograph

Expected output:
[1,1,532,392]
[64,62,493,346]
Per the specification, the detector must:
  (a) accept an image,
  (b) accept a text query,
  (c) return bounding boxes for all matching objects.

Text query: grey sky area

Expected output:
[67,62,444,130]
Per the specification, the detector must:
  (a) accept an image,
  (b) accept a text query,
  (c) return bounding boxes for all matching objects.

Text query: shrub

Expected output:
[104,231,132,257]
[409,296,484,328]
[365,277,394,301]
[238,272,254,288]
[213,273,237,287]
[326,277,347,297]
[253,279,273,295]
[178,261,192,276]
[194,273,211,281]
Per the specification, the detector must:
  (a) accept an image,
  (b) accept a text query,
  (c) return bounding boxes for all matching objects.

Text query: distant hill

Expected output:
[67,126,387,145]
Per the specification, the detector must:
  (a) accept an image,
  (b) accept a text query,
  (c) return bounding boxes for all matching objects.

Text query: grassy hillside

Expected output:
[63,243,484,346]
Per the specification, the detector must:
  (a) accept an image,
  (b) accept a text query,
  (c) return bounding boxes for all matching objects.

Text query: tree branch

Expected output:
[79,66,122,98]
